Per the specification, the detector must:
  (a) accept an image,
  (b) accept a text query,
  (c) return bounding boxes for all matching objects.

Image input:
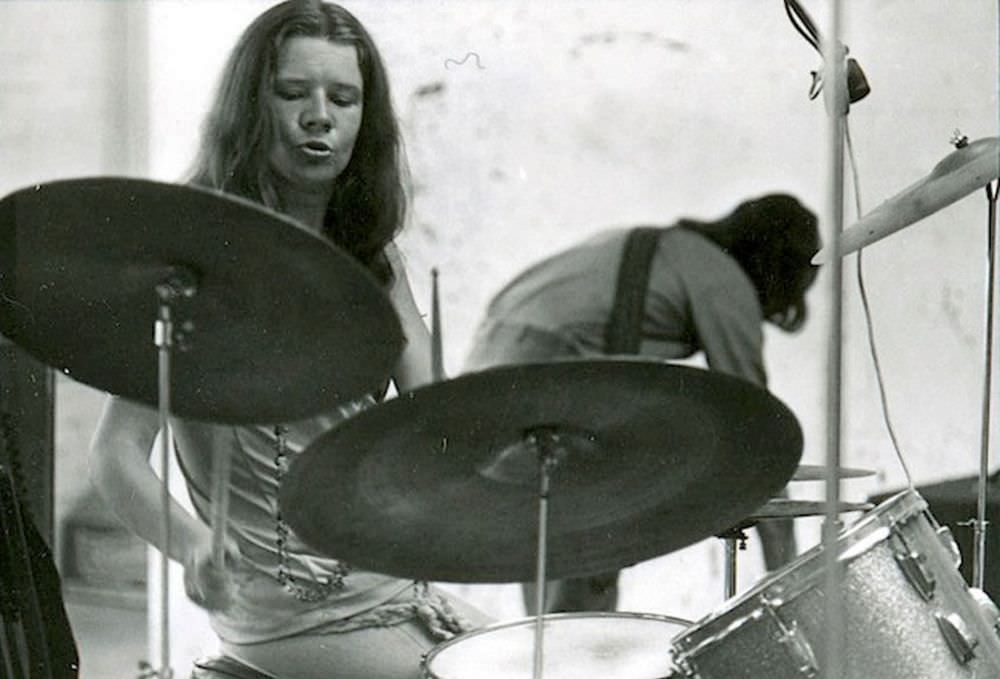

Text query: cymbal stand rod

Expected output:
[153,291,175,679]
[973,182,999,590]
[721,529,747,600]
[530,429,560,679]
[151,271,195,679]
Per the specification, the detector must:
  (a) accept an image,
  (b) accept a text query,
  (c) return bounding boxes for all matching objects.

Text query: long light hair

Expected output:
[188,0,405,283]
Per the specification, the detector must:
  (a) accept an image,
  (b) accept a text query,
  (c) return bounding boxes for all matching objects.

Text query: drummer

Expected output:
[89,2,487,678]
[465,193,821,614]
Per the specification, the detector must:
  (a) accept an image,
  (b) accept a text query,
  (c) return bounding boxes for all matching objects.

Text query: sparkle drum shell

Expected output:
[670,489,1000,678]
[423,612,690,679]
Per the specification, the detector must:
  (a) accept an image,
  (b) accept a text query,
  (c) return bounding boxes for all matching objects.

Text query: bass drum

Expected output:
[423,612,690,679]
[671,489,1000,678]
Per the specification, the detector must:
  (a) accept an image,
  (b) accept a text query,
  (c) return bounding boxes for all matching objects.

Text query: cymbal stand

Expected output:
[527,427,566,679]
[973,181,999,590]
[151,269,196,679]
[717,527,749,600]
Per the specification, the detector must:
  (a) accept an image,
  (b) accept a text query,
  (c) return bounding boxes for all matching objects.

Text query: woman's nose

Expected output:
[300,91,333,132]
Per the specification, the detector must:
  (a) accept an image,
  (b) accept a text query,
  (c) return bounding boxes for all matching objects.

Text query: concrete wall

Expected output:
[2,0,997,673]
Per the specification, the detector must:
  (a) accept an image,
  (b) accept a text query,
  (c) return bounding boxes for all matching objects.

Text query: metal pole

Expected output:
[531,430,560,679]
[821,1,848,676]
[974,184,999,589]
[154,298,174,679]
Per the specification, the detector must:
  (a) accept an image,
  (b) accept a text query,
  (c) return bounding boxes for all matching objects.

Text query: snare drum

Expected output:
[423,612,690,679]
[671,489,1000,678]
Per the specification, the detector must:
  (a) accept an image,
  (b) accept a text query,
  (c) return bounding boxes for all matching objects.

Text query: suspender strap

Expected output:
[603,227,662,355]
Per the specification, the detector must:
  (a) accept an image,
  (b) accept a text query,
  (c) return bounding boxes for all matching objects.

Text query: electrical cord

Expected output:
[844,119,914,487]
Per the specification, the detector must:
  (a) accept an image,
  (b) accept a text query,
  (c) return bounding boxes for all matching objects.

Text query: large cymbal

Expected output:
[813,136,999,264]
[0,177,404,424]
[280,360,803,583]
[791,464,875,481]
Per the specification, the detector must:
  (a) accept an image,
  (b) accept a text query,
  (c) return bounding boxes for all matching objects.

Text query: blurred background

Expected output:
[1,0,997,676]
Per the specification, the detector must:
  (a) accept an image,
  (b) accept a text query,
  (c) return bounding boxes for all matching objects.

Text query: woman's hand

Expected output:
[182,530,249,612]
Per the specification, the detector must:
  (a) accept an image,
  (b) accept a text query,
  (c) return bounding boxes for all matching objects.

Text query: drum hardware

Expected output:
[670,490,1000,678]
[889,526,937,601]
[815,139,1000,594]
[935,612,979,665]
[421,612,690,679]
[0,177,404,678]
[764,603,819,678]
[282,361,801,678]
[279,360,804,583]
[716,499,872,602]
[812,136,1000,264]
[790,464,874,481]
[716,527,749,600]
[0,177,404,423]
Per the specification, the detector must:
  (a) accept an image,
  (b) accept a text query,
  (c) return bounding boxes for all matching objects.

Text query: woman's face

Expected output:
[267,36,364,196]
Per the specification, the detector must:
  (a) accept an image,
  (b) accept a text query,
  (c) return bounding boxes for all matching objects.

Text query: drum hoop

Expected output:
[673,488,930,654]
[424,610,692,666]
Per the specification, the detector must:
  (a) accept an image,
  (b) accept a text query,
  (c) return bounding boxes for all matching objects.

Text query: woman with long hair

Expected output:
[89,3,486,677]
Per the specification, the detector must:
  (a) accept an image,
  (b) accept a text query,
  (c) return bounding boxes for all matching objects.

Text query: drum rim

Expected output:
[424,610,693,665]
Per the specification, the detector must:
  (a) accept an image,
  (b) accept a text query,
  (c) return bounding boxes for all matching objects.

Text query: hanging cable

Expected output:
[844,119,914,487]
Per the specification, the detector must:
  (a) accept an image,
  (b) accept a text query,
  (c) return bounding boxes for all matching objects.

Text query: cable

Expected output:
[844,120,914,487]
[783,0,820,52]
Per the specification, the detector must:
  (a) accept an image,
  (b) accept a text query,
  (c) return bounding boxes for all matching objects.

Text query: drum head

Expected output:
[424,612,688,679]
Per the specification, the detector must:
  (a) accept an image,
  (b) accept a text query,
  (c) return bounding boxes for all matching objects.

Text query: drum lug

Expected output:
[935,525,962,569]
[968,587,1000,638]
[763,603,818,677]
[935,612,979,665]
[890,533,936,601]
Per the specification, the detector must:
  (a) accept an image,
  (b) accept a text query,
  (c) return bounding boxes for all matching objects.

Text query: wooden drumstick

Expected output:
[431,268,445,383]
[210,445,233,570]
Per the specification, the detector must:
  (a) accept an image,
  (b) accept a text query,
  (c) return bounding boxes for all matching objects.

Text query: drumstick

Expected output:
[431,267,445,382]
[209,445,233,569]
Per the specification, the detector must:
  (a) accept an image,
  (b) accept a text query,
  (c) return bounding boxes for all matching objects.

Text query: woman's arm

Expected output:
[384,242,435,392]
[89,395,240,608]
[89,395,212,564]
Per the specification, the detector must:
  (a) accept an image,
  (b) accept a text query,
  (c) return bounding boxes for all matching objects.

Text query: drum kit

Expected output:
[0,133,998,678]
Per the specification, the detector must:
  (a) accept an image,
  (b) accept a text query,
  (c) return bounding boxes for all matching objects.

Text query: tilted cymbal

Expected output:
[279,360,803,583]
[748,498,873,520]
[0,177,404,424]
[791,464,876,481]
[813,136,999,264]
[718,499,874,536]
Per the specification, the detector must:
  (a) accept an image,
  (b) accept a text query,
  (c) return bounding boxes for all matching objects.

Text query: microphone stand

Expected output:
[818,3,849,677]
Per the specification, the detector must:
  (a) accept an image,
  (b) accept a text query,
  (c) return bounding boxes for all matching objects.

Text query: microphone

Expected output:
[809,56,871,104]
[785,0,871,106]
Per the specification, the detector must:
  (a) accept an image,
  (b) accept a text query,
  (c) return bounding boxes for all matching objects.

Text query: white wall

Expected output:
[2,0,997,671]
[140,0,999,622]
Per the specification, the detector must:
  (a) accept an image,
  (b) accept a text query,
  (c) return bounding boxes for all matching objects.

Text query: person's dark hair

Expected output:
[188,0,405,284]
[679,194,821,331]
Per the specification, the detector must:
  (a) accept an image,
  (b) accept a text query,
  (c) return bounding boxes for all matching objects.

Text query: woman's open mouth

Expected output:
[299,140,333,158]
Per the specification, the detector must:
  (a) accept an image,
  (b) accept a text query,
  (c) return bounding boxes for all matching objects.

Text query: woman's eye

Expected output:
[330,94,359,107]
[277,89,304,100]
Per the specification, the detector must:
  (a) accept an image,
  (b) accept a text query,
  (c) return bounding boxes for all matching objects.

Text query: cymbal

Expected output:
[279,360,803,583]
[748,498,873,520]
[813,136,999,264]
[0,177,404,424]
[791,464,876,481]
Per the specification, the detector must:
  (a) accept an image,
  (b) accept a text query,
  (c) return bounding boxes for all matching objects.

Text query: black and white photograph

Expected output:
[1,1,997,677]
